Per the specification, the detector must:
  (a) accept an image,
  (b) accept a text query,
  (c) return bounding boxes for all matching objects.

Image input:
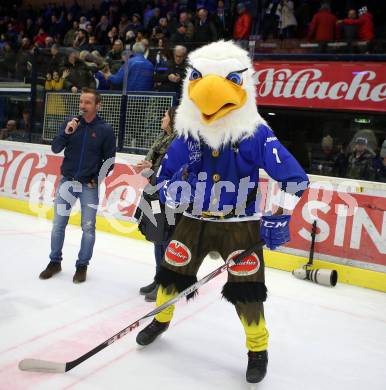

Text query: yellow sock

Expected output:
[154,286,178,323]
[240,314,269,352]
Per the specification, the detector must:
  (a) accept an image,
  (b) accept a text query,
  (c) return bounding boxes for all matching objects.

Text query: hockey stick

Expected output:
[19,241,264,373]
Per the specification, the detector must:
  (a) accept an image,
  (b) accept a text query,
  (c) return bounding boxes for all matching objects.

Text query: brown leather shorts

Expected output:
[161,215,265,284]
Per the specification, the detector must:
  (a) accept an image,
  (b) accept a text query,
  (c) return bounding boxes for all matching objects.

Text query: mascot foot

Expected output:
[246,350,268,383]
[136,319,170,346]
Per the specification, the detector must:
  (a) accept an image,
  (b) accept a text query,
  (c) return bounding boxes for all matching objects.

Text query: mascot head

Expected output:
[175,40,265,150]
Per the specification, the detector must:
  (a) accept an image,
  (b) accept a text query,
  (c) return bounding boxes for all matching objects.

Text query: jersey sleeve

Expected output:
[156,137,190,204]
[256,124,309,198]
[108,65,125,85]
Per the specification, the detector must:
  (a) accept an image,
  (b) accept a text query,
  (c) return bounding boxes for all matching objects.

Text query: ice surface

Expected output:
[0,210,385,390]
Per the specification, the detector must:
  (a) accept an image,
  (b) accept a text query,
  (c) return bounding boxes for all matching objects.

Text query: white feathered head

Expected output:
[175,40,265,150]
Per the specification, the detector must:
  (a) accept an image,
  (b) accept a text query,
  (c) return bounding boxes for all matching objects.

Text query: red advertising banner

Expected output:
[253,61,386,112]
[0,146,148,220]
[288,188,386,267]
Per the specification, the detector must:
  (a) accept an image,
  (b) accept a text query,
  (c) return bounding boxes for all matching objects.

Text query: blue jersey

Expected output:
[157,124,309,217]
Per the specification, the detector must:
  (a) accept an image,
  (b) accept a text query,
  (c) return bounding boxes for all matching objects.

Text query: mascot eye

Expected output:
[226,72,242,85]
[189,69,202,81]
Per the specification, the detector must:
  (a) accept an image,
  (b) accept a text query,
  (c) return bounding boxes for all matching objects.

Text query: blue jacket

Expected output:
[95,71,110,90]
[108,54,154,91]
[157,124,309,216]
[52,115,116,183]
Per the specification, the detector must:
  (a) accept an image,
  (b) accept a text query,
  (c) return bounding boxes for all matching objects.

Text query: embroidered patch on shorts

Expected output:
[165,240,192,267]
[228,250,260,276]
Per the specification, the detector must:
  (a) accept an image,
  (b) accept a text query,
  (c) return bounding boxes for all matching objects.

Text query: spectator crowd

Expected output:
[0,0,384,89]
[308,131,386,183]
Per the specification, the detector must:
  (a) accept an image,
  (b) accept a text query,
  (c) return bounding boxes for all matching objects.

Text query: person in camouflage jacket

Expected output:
[134,106,177,301]
[142,112,177,185]
[346,137,375,181]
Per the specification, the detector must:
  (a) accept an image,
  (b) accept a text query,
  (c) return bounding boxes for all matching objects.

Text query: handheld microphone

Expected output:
[67,114,82,134]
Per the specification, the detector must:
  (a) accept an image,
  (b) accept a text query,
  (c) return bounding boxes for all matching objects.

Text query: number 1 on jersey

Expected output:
[273,148,281,163]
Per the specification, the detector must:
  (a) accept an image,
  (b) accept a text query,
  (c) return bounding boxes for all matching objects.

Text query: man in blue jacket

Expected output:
[104,42,154,91]
[39,88,116,283]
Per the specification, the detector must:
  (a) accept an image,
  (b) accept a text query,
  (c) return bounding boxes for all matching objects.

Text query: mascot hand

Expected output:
[261,214,291,250]
[170,163,199,186]
[164,163,199,206]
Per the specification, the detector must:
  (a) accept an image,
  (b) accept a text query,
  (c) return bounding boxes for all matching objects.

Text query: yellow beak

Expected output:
[188,75,247,124]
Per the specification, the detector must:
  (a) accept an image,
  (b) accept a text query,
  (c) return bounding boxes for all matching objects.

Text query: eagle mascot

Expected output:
[136,41,309,384]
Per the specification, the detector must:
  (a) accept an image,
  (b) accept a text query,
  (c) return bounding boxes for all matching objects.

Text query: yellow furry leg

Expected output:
[240,314,269,352]
[154,286,178,323]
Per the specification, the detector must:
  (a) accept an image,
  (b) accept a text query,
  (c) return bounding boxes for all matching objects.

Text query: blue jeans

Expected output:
[154,241,170,274]
[50,178,99,267]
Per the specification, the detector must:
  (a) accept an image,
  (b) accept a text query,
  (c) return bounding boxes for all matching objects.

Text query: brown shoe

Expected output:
[39,262,62,279]
[73,265,87,283]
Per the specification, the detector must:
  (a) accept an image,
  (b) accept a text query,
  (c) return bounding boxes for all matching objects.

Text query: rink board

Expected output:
[1,140,385,292]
